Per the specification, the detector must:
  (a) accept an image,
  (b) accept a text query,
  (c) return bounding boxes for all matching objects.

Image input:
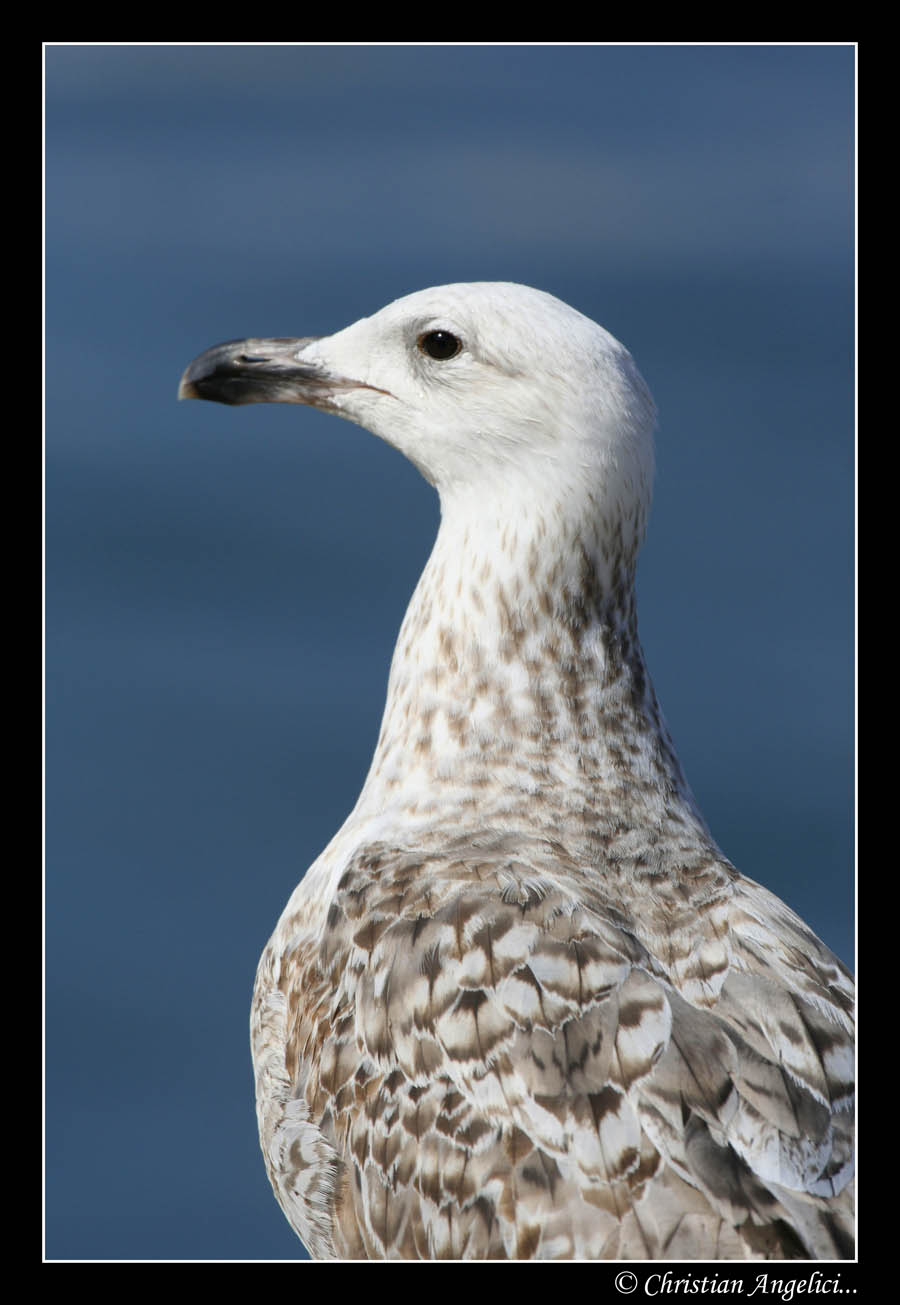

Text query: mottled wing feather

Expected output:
[254,840,853,1259]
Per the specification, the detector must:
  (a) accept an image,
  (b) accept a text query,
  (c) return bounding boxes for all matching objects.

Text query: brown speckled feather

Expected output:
[253,833,852,1259]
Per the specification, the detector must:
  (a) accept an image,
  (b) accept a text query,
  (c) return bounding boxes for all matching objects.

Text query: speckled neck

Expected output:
[352,497,705,845]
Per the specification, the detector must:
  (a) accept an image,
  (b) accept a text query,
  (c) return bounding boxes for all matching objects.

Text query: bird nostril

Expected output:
[238,354,270,364]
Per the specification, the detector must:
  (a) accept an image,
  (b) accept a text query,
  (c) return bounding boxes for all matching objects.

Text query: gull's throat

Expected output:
[354,499,702,846]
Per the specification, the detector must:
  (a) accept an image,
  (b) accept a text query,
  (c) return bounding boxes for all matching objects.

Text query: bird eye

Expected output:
[418,330,462,361]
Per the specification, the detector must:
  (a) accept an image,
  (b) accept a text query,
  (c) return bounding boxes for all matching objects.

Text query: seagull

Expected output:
[179,282,854,1261]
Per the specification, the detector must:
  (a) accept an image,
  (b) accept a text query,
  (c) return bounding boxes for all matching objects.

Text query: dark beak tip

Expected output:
[178,336,329,408]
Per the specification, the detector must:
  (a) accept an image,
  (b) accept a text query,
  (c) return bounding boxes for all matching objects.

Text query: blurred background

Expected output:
[45,44,855,1261]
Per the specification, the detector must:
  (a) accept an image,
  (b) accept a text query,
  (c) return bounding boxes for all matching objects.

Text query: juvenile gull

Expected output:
[180,283,854,1261]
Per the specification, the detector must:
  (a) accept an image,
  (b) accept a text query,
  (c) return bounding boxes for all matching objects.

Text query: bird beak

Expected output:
[177,336,343,408]
[179,336,395,410]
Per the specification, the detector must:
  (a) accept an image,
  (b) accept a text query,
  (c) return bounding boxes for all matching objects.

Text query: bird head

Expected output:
[180,282,656,553]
